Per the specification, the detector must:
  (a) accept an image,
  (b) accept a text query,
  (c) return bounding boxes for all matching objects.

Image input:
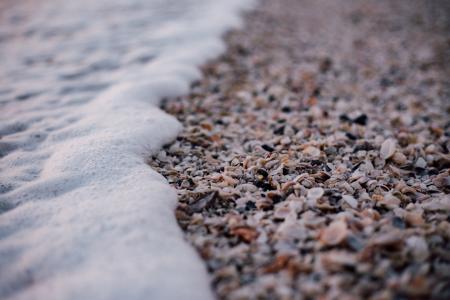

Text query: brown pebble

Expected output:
[319,219,349,246]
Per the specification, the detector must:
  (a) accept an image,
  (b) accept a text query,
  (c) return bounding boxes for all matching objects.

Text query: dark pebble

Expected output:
[312,87,321,97]
[273,126,285,135]
[245,201,256,210]
[339,114,352,123]
[261,144,275,152]
[392,216,406,229]
[380,77,393,87]
[347,235,364,251]
[281,106,291,113]
[325,146,337,156]
[353,141,375,152]
[319,57,333,73]
[190,191,218,213]
[256,168,269,178]
[345,132,358,140]
[255,181,275,191]
[353,114,368,125]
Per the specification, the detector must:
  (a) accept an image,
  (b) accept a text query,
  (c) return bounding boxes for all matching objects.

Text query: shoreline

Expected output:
[150,0,450,298]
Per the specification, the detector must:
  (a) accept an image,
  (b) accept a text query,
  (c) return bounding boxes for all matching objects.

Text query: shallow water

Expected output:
[0,0,205,190]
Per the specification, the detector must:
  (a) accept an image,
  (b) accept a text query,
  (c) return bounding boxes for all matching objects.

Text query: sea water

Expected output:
[0,0,254,299]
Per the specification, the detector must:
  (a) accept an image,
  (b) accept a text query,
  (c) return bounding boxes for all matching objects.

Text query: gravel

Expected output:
[150,0,450,298]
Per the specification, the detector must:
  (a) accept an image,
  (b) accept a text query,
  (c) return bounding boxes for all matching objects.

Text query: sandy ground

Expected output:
[150,0,450,299]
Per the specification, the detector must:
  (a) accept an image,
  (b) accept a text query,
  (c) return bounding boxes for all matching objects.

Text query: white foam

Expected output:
[0,0,255,299]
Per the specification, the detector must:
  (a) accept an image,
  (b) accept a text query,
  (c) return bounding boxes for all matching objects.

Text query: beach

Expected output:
[150,0,450,298]
[0,0,449,298]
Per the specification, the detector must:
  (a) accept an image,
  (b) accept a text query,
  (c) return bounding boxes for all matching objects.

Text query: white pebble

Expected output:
[307,187,324,200]
[415,157,427,169]
[380,138,396,160]
[342,195,358,209]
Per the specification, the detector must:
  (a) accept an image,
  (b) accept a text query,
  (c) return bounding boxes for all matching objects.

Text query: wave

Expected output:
[0,0,255,299]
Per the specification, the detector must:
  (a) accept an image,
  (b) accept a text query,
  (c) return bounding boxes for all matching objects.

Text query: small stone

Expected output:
[245,201,256,210]
[345,132,358,140]
[422,197,450,212]
[324,146,337,156]
[392,152,407,165]
[263,254,291,273]
[190,191,217,213]
[236,183,258,193]
[406,236,429,262]
[256,168,269,179]
[262,144,275,152]
[392,216,406,229]
[432,171,450,191]
[231,226,258,243]
[276,221,306,241]
[200,122,213,131]
[415,157,427,169]
[303,146,321,157]
[320,251,356,271]
[380,138,397,160]
[281,106,291,113]
[371,230,404,246]
[339,114,352,123]
[319,57,333,73]
[379,193,401,208]
[353,114,368,125]
[273,126,285,135]
[347,235,364,251]
[274,206,292,220]
[320,219,348,246]
[342,194,358,209]
[280,136,291,145]
[307,187,324,201]
[405,211,425,226]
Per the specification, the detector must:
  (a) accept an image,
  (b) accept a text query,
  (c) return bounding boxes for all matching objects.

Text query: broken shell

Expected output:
[236,183,258,193]
[303,146,321,157]
[405,211,425,226]
[320,219,348,246]
[307,187,324,201]
[392,152,407,165]
[432,171,450,191]
[231,226,258,243]
[380,138,397,160]
[379,193,401,208]
[320,251,356,271]
[274,206,292,220]
[370,230,404,246]
[276,221,306,241]
[189,191,218,213]
[415,157,427,169]
[342,194,358,209]
[406,236,429,262]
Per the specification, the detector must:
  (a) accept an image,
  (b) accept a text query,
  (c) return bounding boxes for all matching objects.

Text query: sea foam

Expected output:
[0,0,254,299]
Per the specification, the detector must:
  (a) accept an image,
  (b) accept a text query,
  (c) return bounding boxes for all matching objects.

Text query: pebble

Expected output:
[303,146,321,157]
[148,0,450,298]
[306,187,324,201]
[415,157,427,169]
[392,151,407,165]
[320,220,348,246]
[380,138,397,160]
[342,194,358,209]
[406,236,430,262]
[353,114,368,125]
